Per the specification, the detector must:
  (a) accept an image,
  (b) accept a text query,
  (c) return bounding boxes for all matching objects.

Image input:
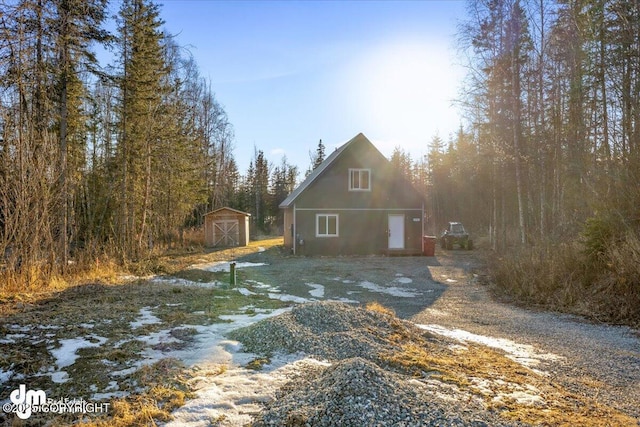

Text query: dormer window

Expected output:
[349,168,371,191]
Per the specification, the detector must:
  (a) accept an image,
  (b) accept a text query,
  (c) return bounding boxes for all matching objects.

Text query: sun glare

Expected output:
[343,39,461,155]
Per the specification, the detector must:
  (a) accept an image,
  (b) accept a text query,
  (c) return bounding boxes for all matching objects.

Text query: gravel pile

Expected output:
[253,357,476,427]
[229,301,526,427]
[228,300,426,362]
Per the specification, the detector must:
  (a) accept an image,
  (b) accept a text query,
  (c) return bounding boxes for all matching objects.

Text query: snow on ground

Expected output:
[50,335,108,383]
[191,261,268,272]
[0,333,27,344]
[151,276,223,288]
[306,283,325,298]
[416,324,564,369]
[130,307,162,329]
[164,356,331,427]
[357,280,419,298]
[0,369,14,383]
[267,293,311,304]
[137,309,291,370]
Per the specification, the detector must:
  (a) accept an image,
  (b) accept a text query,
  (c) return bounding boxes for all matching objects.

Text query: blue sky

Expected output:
[157,0,468,173]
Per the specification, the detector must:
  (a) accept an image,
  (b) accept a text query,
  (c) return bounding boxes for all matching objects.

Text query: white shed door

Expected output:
[388,214,405,249]
[213,219,239,246]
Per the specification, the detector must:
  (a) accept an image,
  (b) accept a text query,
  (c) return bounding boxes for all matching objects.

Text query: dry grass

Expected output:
[365,301,396,317]
[0,237,285,426]
[75,359,192,427]
[488,234,640,326]
[381,340,637,426]
[0,237,284,316]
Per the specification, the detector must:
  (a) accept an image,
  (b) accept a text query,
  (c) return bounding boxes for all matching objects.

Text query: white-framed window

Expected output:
[349,168,371,191]
[316,214,339,237]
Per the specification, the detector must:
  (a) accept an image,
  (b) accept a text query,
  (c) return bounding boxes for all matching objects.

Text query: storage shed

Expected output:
[204,207,251,248]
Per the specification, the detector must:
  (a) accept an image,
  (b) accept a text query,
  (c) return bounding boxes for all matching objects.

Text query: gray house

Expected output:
[279,133,425,255]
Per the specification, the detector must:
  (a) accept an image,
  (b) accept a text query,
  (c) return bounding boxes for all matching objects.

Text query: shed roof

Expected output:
[204,207,251,217]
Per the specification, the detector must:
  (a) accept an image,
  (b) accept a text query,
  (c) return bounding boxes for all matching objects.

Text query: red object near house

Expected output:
[423,235,436,257]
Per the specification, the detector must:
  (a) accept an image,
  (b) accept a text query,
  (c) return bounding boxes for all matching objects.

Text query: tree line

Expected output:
[391,0,640,253]
[2,0,639,288]
[0,0,299,286]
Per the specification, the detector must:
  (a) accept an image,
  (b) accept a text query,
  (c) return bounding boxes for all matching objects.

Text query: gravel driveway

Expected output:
[241,248,640,424]
[411,251,640,423]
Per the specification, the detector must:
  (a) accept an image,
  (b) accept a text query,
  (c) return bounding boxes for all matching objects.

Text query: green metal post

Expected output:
[230,262,236,286]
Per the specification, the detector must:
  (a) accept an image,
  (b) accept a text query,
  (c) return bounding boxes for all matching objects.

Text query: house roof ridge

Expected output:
[278,133,370,208]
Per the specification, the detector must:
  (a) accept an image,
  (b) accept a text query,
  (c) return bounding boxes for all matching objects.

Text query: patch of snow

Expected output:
[358,280,419,298]
[51,371,69,384]
[394,277,413,284]
[245,280,270,288]
[306,283,325,298]
[332,276,356,284]
[79,323,95,329]
[0,333,27,344]
[237,305,270,314]
[0,369,13,383]
[267,293,311,304]
[166,303,184,307]
[163,356,331,427]
[137,329,181,352]
[257,247,266,252]
[236,287,256,296]
[130,307,162,329]
[92,381,126,401]
[110,366,139,377]
[192,261,268,272]
[51,336,108,369]
[445,278,458,283]
[416,324,564,368]
[136,309,291,369]
[151,276,223,289]
[49,335,108,383]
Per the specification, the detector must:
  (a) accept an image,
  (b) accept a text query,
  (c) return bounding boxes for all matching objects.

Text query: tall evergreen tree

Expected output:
[306,138,325,177]
[115,0,166,258]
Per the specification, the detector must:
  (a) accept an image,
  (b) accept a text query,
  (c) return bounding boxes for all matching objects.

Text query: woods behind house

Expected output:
[1,0,639,325]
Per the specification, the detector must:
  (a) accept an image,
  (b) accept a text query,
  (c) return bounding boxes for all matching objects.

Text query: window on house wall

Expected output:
[349,168,371,191]
[316,214,339,237]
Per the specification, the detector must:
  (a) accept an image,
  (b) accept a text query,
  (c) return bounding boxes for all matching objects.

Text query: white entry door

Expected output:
[388,214,405,249]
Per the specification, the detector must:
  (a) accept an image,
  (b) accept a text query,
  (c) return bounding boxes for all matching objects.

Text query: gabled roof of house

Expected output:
[279,133,385,208]
[204,207,251,217]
